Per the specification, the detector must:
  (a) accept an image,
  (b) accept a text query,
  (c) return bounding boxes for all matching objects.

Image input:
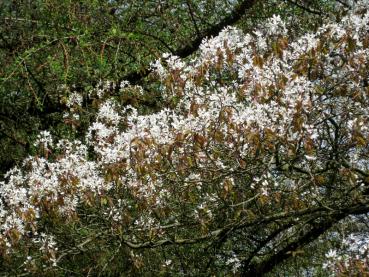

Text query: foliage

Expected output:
[0,0,243,174]
[0,0,346,175]
[0,1,369,275]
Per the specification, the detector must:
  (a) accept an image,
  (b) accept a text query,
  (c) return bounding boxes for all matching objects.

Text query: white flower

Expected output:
[325,249,337,259]
[97,100,121,125]
[305,155,317,161]
[34,130,53,149]
[66,92,83,108]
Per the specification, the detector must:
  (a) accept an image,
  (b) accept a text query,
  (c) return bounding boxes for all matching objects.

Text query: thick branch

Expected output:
[286,0,323,15]
[241,216,341,276]
[119,0,258,85]
[120,202,369,251]
[241,203,369,276]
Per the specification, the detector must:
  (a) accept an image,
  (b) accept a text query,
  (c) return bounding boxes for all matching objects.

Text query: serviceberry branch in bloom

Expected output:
[1,2,369,275]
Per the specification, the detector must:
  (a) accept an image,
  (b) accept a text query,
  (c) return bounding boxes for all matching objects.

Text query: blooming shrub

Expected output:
[1,2,369,275]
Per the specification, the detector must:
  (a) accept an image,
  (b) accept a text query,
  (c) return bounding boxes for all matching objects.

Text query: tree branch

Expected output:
[119,202,369,252]
[241,203,369,276]
[286,0,323,15]
[118,0,258,85]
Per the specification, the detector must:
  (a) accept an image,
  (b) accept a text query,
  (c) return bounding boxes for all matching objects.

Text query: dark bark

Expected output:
[241,204,369,276]
[118,0,258,86]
